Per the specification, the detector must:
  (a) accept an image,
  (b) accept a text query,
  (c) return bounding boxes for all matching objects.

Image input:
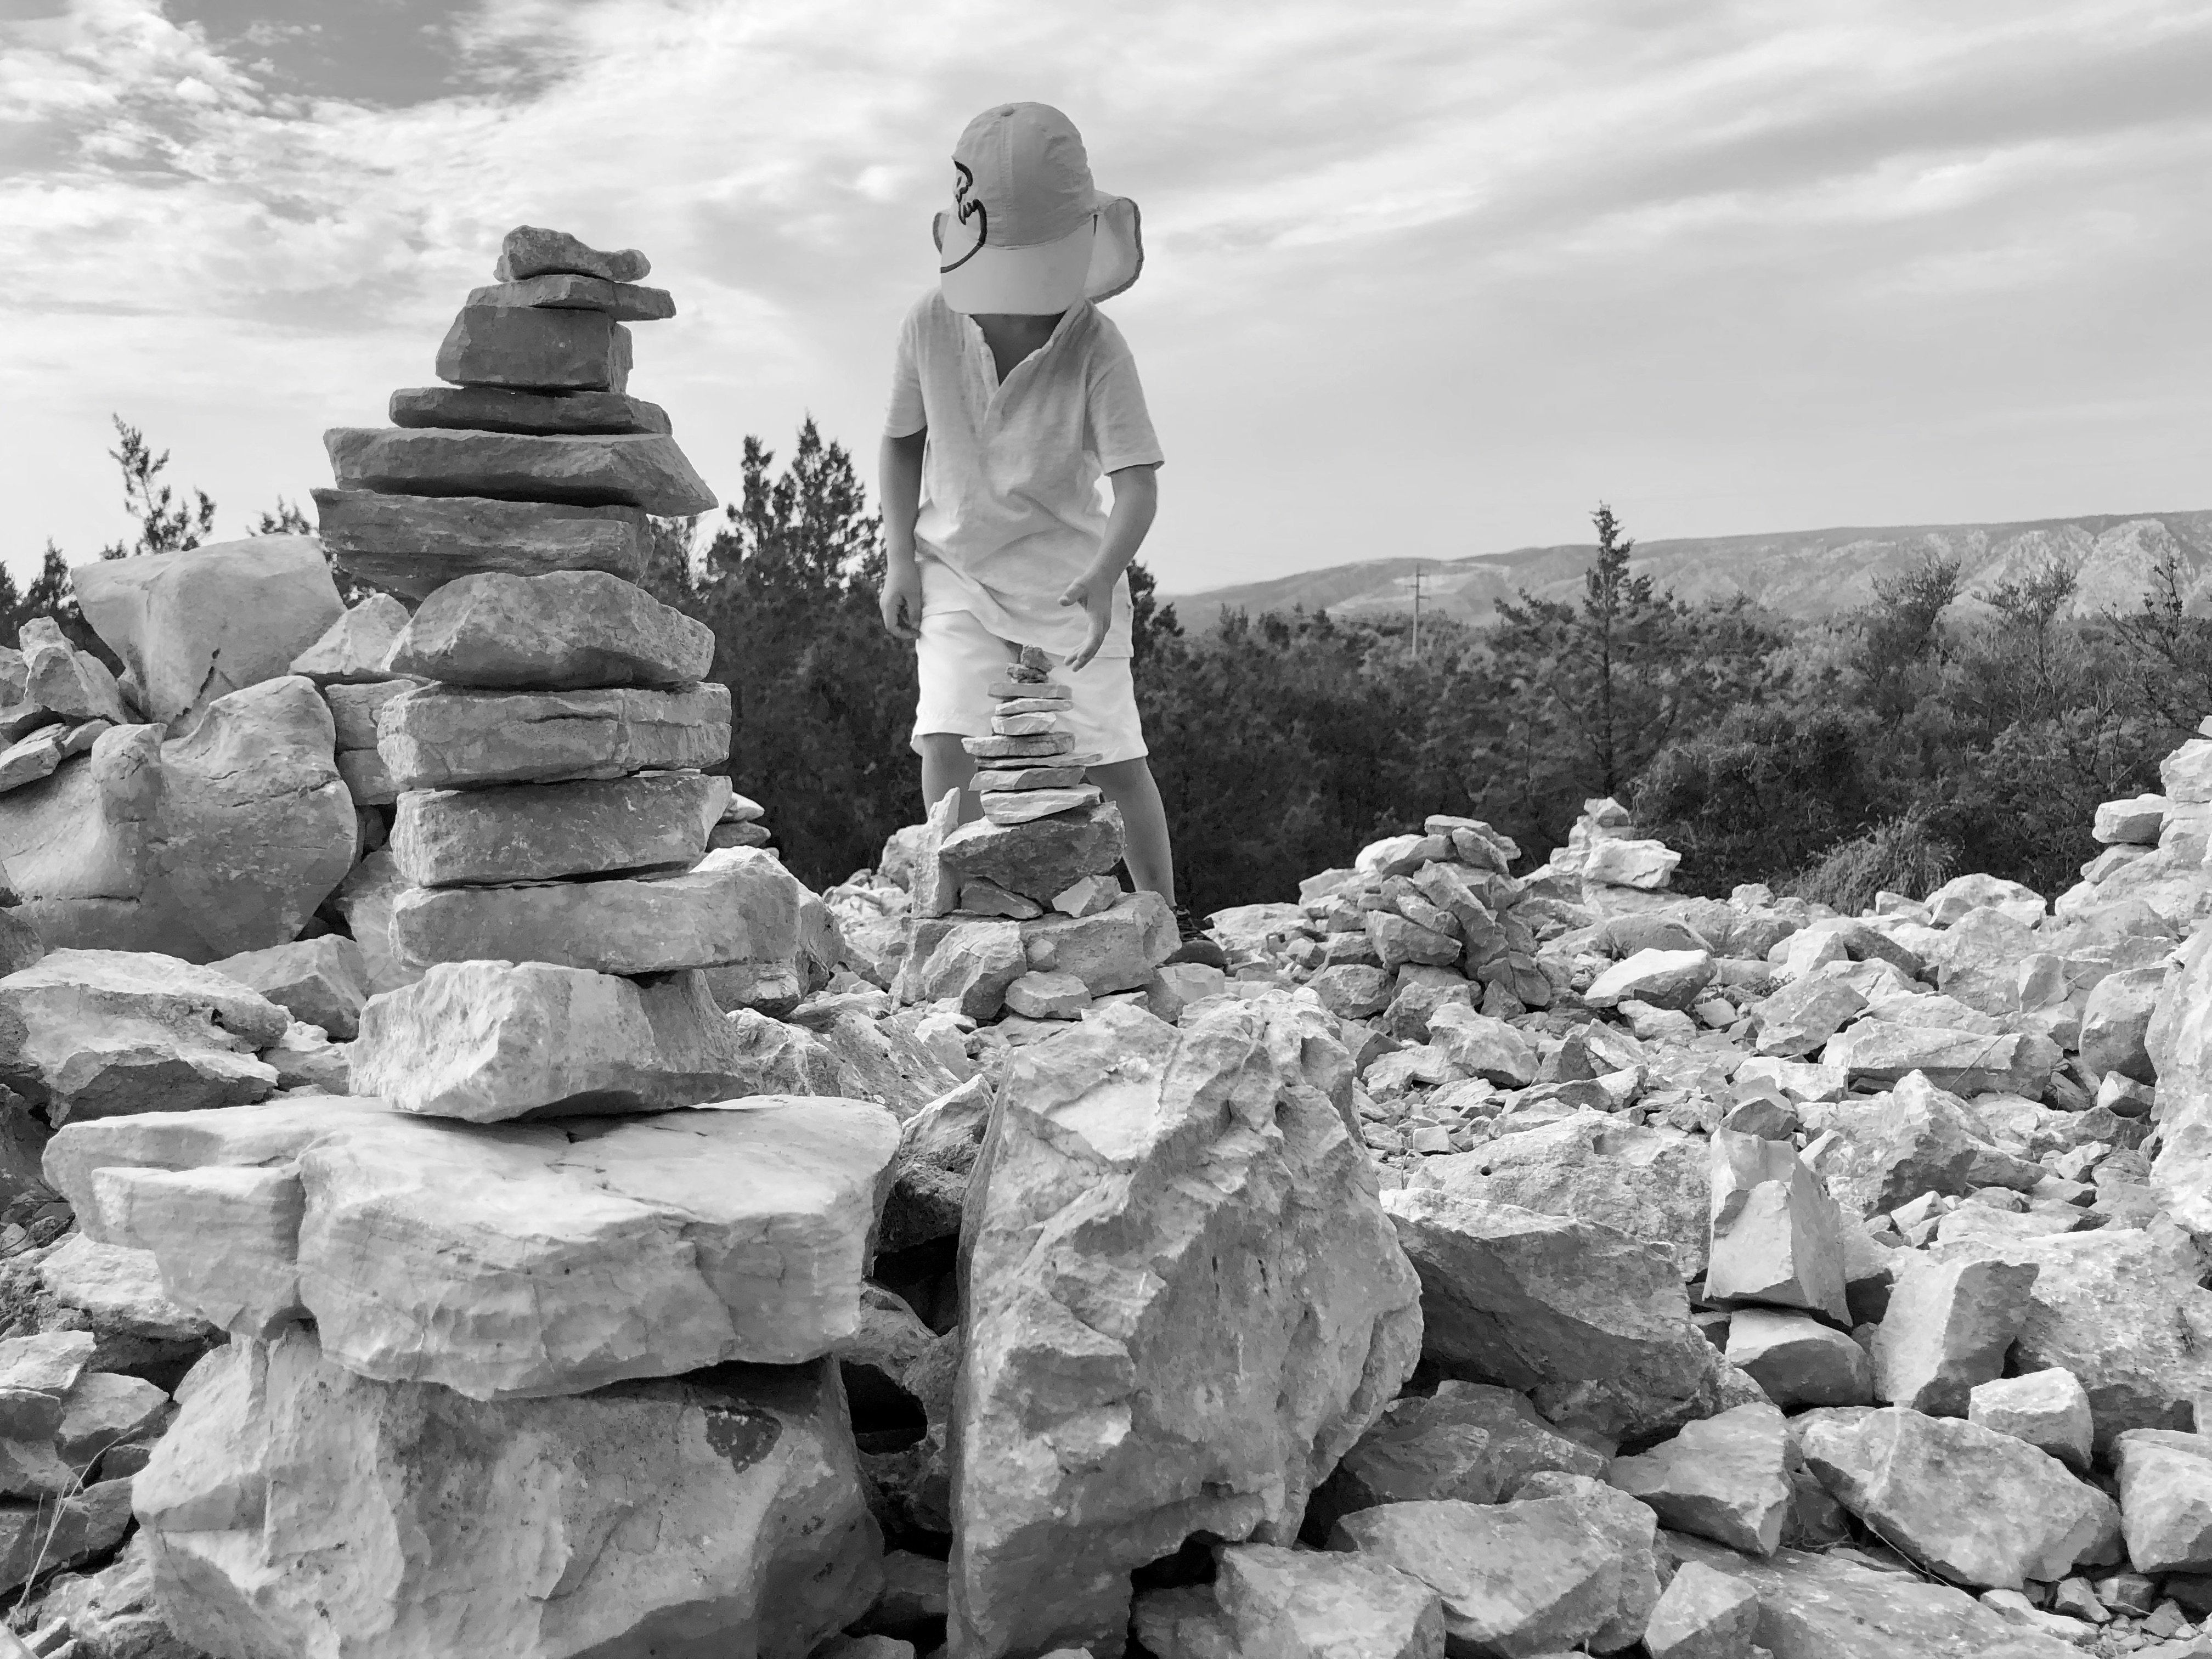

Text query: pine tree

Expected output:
[100,417,215,559]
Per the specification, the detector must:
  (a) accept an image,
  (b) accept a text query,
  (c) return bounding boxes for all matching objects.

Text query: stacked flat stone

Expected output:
[315,225,801,1122]
[894,646,1177,1022]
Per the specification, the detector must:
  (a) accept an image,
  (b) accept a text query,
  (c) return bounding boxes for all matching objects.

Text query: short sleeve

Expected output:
[1086,318,1164,473]
[884,298,928,437]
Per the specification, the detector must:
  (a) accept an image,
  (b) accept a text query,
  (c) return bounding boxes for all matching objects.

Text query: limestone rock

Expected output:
[1383,1187,1746,1443]
[18,620,131,726]
[2080,966,2160,1085]
[1706,1127,1850,1322]
[2094,793,2168,846]
[1609,1401,1794,1556]
[934,802,1124,906]
[137,1328,880,1659]
[1726,1308,1874,1408]
[1509,1468,1664,1650]
[1585,946,1714,1011]
[1824,1022,2061,1097]
[73,537,342,729]
[376,681,730,789]
[352,961,778,1121]
[1797,1407,2117,1589]
[0,1477,132,1591]
[1871,1254,2039,1415]
[1002,969,1090,1019]
[390,383,671,436]
[1424,1004,1539,1088]
[1929,1221,2212,1452]
[38,1232,217,1344]
[97,1161,307,1337]
[325,427,716,517]
[436,302,631,392]
[1821,1072,2046,1217]
[496,224,651,283]
[386,569,714,689]
[206,935,369,1041]
[313,487,651,599]
[1927,872,2045,927]
[1664,1532,2081,1659]
[469,272,676,321]
[1304,1386,1526,1541]
[0,681,357,960]
[1642,1559,1762,1659]
[0,1330,94,1439]
[1311,963,1392,1019]
[894,916,1025,1019]
[1328,1497,1620,1657]
[1017,890,1176,995]
[1414,1108,1708,1276]
[1134,1543,1445,1659]
[289,594,410,686]
[2114,1429,2212,1572]
[389,855,798,975]
[1583,837,1679,889]
[1968,1369,2094,1470]
[949,1001,1421,1659]
[58,1092,898,1396]
[1751,976,1868,1058]
[391,771,727,886]
[0,948,286,1121]
[877,1076,991,1252]
[2150,924,2212,1231]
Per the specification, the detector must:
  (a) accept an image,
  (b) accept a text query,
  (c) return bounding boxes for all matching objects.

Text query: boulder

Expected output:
[928,802,1126,908]
[948,1001,1421,1659]
[2094,793,2168,846]
[1931,1221,2212,1452]
[1820,1072,2046,1217]
[1365,912,1459,971]
[0,680,357,960]
[1383,1187,1748,1443]
[1706,1127,1849,1322]
[1870,1254,2039,1415]
[2080,966,2160,1085]
[389,854,800,976]
[49,1092,898,1397]
[1423,1004,1539,1088]
[1017,890,1176,995]
[1304,1386,1529,1541]
[877,1076,991,1252]
[1750,976,1867,1058]
[496,225,651,284]
[38,1232,221,1347]
[324,427,716,517]
[386,569,714,689]
[2150,925,2212,1231]
[289,594,410,685]
[1926,873,2046,927]
[1311,963,1393,1020]
[206,935,370,1040]
[1641,1559,1762,1659]
[313,488,651,600]
[1608,1401,1794,1556]
[1584,947,1714,1011]
[97,1162,307,1337]
[1968,1369,2094,1471]
[1328,1497,1620,1657]
[0,948,287,1122]
[894,916,1025,1019]
[1664,1532,2081,1659]
[1583,838,1679,889]
[137,1328,880,1659]
[1413,1109,1708,1276]
[434,302,631,392]
[390,771,728,886]
[333,849,420,996]
[352,961,780,1120]
[1509,1468,1665,1650]
[1132,1543,1445,1659]
[1822,1022,2059,1098]
[18,619,131,726]
[72,537,343,730]
[788,1001,971,1122]
[2113,1429,2212,1572]
[1725,1308,1874,1409]
[1796,1407,2117,1589]
[392,382,670,435]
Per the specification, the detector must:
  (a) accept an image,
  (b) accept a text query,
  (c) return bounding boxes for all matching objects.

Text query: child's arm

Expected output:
[1058,462,1159,671]
[878,428,927,640]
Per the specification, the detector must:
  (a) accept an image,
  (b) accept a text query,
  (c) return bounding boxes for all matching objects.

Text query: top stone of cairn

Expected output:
[495,225,650,285]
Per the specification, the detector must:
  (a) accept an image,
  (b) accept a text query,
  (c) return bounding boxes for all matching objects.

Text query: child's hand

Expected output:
[879,563,922,641]
[1058,568,1114,670]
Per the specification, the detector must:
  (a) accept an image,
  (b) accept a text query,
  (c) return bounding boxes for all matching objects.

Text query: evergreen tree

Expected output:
[100,417,215,559]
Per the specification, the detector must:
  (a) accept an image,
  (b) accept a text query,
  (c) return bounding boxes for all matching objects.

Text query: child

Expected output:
[879,101,1216,957]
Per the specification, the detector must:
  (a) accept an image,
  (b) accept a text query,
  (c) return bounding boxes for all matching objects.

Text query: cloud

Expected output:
[6,0,2209,592]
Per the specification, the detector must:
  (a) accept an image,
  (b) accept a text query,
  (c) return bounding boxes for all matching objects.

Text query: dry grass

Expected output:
[1785,810,1958,915]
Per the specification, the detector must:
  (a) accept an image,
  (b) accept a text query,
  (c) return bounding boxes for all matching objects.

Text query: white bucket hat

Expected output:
[933,103,1143,315]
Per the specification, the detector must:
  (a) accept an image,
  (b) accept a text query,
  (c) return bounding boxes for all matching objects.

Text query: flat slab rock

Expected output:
[376,681,730,790]
[435,303,632,394]
[385,569,714,690]
[388,850,802,976]
[325,427,716,518]
[391,771,729,886]
[313,488,650,601]
[138,1328,881,1659]
[390,385,672,436]
[353,960,778,1121]
[495,224,650,284]
[50,1090,900,1398]
[467,274,675,322]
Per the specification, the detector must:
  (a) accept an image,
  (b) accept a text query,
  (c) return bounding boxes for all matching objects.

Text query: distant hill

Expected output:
[1163,511,2212,628]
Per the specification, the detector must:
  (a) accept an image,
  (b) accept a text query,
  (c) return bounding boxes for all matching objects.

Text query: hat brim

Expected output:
[933,191,1142,314]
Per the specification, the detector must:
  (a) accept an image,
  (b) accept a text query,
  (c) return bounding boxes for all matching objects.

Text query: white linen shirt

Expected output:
[885,291,1163,661]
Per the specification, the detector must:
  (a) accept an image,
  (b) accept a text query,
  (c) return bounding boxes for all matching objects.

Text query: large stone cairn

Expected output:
[894,646,1180,1025]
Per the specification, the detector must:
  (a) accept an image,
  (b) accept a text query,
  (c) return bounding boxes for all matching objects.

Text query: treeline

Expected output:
[24,419,2199,918]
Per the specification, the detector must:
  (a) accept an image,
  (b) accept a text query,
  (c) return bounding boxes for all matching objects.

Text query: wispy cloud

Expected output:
[7,0,2209,590]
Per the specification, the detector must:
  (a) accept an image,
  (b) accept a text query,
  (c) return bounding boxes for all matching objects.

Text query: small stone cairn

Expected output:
[894,647,1187,1026]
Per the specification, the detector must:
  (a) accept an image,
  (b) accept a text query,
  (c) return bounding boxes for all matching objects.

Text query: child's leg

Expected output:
[1090,757,1175,905]
[919,734,979,825]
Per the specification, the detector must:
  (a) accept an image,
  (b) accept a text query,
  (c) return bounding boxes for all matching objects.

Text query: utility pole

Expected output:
[1392,563,1426,662]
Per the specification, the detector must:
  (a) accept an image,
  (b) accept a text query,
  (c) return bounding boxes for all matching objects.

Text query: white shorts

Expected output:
[912,607,1148,765]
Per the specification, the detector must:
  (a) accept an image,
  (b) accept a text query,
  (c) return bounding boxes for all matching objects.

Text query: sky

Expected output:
[5,0,2210,596]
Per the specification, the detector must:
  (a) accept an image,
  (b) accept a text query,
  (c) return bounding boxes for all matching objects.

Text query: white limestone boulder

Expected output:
[949,1000,1422,1659]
